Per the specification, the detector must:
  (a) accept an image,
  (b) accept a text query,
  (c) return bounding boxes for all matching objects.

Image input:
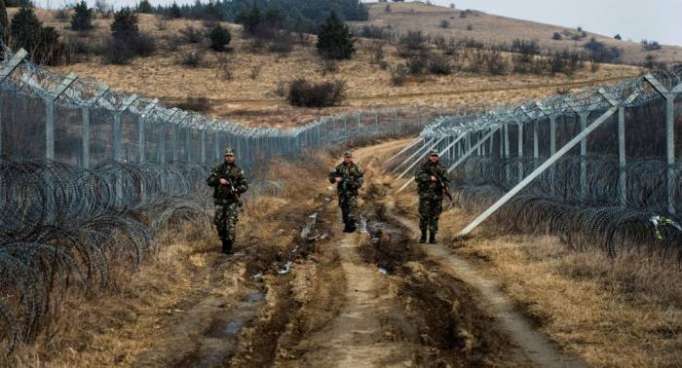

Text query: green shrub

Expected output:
[209,24,231,51]
[70,1,93,32]
[287,78,346,107]
[316,12,355,60]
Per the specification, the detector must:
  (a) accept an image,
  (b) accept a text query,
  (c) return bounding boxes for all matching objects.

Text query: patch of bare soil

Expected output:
[357,192,525,368]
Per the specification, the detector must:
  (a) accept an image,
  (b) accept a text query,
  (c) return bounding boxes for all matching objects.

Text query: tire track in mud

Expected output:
[270,153,528,367]
[282,231,414,368]
[353,140,588,368]
[130,252,269,368]
[130,140,587,368]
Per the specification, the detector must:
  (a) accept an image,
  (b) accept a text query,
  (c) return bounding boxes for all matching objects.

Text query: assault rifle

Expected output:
[330,171,357,194]
[434,173,453,206]
[219,175,239,197]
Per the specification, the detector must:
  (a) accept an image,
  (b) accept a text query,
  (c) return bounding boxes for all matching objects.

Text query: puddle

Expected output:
[278,261,292,275]
[246,291,265,303]
[224,320,244,336]
[204,290,267,340]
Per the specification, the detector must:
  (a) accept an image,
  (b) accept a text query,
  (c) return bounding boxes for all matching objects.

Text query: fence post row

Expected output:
[457,89,641,237]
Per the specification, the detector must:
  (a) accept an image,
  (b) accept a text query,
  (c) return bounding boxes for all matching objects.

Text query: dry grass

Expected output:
[430,207,682,368]
[354,2,682,65]
[4,221,217,368]
[18,8,641,127]
[3,152,335,368]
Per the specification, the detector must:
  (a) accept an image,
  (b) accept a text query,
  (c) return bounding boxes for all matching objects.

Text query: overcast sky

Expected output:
[32,0,682,46]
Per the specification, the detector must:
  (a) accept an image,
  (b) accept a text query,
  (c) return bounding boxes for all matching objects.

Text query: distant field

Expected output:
[353,2,682,66]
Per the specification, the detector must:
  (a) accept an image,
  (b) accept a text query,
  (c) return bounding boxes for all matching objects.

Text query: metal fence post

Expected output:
[201,129,206,164]
[46,98,55,160]
[579,112,589,201]
[46,73,78,161]
[533,120,539,160]
[517,122,524,182]
[549,115,557,195]
[618,106,626,206]
[644,74,678,214]
[666,94,676,214]
[504,123,510,183]
[171,125,178,163]
[138,101,157,164]
[81,107,90,168]
[214,129,221,161]
[185,127,191,162]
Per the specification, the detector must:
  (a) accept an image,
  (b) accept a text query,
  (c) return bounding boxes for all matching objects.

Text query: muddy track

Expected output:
[123,140,588,368]
[386,211,587,368]
[354,139,588,367]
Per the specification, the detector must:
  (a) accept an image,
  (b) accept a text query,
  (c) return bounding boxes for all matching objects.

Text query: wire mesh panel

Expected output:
[89,107,114,167]
[0,86,46,160]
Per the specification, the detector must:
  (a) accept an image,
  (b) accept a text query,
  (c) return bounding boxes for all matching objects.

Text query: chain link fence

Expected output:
[0,46,442,353]
[391,65,682,257]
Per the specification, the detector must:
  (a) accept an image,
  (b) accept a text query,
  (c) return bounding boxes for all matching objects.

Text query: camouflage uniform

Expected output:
[415,157,449,243]
[329,159,364,233]
[207,152,248,254]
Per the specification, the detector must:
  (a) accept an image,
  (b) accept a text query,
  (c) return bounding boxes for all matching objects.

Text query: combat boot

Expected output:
[222,238,233,254]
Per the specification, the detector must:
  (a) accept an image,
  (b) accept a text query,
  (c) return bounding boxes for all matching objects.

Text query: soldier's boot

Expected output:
[347,217,357,233]
[428,231,437,244]
[221,238,232,254]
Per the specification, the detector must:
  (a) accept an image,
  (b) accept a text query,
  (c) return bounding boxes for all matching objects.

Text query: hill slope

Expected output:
[17,6,640,127]
[353,2,681,65]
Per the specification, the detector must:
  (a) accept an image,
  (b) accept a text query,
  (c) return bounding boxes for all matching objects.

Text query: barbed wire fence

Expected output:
[0,45,441,353]
[389,65,682,259]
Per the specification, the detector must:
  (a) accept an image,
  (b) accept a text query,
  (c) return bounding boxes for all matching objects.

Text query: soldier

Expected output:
[329,151,364,233]
[207,147,249,254]
[415,150,449,244]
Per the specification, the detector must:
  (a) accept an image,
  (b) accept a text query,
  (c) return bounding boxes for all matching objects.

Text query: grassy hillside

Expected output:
[16,6,641,128]
[353,2,681,66]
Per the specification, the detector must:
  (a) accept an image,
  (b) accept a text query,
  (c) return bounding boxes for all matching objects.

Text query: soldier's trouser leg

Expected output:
[419,197,431,236]
[339,195,357,231]
[214,203,240,252]
[428,199,443,243]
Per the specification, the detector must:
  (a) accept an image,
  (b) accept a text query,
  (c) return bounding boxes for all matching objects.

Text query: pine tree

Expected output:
[316,12,355,60]
[209,24,231,52]
[0,0,9,45]
[70,1,93,32]
[168,2,181,19]
[10,5,41,53]
[137,0,153,14]
[5,0,31,7]
[111,8,139,40]
[236,4,261,35]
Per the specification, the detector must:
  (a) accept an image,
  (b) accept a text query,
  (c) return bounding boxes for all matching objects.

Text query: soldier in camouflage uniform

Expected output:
[207,147,249,254]
[415,150,449,244]
[329,151,364,233]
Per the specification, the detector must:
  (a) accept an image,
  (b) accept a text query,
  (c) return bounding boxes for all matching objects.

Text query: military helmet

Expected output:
[343,151,353,158]
[428,150,439,157]
[224,147,235,156]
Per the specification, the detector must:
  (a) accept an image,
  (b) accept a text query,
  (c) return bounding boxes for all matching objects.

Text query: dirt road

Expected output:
[30,139,592,368]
